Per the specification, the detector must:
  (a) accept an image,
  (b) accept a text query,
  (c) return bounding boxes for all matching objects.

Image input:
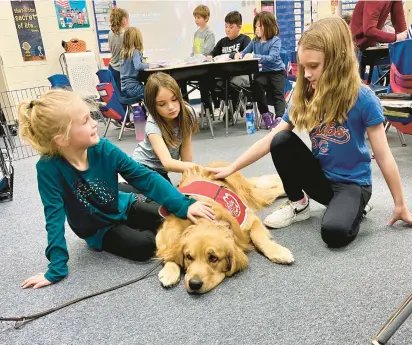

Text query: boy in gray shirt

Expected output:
[192,5,215,56]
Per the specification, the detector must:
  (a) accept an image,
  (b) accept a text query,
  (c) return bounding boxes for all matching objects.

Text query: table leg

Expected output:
[200,103,205,130]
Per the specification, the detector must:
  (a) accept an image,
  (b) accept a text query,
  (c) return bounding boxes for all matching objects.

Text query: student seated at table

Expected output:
[120,27,148,99]
[235,11,286,130]
[120,72,198,197]
[350,0,407,50]
[204,11,251,113]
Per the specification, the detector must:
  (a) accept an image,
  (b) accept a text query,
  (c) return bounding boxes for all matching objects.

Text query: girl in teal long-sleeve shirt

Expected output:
[18,89,214,289]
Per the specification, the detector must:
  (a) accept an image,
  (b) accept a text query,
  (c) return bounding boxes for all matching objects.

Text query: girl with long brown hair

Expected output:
[131,72,198,183]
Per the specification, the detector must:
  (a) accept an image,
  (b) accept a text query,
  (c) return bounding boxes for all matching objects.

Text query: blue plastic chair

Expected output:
[381,40,412,146]
[47,74,71,89]
[96,69,142,140]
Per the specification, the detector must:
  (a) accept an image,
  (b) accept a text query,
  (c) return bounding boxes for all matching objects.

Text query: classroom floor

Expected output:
[1,119,412,345]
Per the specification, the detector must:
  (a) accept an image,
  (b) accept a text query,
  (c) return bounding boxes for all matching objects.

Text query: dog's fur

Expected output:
[155,163,294,294]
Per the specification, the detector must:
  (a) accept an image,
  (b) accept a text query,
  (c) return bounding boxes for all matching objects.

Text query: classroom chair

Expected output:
[96,69,142,141]
[380,40,412,146]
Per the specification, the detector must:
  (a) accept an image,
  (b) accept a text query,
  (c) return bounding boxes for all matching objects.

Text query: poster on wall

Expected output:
[11,0,46,61]
[92,0,115,54]
[54,0,90,29]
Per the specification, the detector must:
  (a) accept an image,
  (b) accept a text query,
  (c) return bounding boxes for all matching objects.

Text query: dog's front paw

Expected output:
[266,245,295,265]
[158,262,181,288]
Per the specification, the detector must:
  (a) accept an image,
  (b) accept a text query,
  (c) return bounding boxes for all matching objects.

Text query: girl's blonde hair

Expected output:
[290,17,361,131]
[121,27,144,61]
[18,89,85,156]
[110,7,128,34]
[144,73,198,148]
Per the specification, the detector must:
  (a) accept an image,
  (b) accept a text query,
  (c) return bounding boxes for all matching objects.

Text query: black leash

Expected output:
[0,260,162,332]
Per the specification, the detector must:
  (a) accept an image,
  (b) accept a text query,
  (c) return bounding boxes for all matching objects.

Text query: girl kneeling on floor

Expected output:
[18,89,214,289]
[209,18,412,248]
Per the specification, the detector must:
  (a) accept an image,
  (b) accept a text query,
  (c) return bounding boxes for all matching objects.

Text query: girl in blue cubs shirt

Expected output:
[236,11,286,130]
[210,18,412,248]
[18,89,214,289]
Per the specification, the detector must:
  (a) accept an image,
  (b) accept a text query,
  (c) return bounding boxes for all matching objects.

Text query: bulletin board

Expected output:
[276,1,312,52]
[92,0,115,54]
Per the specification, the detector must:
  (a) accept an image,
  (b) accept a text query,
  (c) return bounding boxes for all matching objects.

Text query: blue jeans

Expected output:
[123,83,144,100]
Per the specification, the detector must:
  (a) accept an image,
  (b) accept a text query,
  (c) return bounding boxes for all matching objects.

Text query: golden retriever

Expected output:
[155,163,294,294]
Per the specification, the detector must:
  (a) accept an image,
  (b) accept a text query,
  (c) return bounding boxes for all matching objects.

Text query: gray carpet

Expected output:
[1,120,412,345]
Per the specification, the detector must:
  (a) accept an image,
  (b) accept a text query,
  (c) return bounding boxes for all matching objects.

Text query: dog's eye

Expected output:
[185,254,193,261]
[208,255,218,263]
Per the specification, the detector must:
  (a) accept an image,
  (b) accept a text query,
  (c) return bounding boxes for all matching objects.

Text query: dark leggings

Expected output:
[270,130,372,248]
[102,198,163,261]
[253,70,286,117]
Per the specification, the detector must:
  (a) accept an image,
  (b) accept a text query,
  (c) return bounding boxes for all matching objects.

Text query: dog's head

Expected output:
[178,220,249,294]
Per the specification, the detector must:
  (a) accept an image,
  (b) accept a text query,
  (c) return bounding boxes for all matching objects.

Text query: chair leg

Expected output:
[232,99,240,126]
[253,102,261,131]
[205,108,215,138]
[397,129,407,147]
[103,117,111,137]
[119,106,130,141]
[384,121,391,133]
[217,99,224,121]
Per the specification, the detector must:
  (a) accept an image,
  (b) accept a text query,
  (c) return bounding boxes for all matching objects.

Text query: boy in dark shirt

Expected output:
[209,11,251,59]
[202,11,251,116]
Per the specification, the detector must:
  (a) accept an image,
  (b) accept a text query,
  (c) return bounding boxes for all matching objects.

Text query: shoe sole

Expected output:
[264,211,311,229]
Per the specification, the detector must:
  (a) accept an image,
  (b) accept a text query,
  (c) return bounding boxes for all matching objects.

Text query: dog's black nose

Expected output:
[188,278,203,291]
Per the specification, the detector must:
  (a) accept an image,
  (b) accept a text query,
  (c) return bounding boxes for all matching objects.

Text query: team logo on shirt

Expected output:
[311,122,350,153]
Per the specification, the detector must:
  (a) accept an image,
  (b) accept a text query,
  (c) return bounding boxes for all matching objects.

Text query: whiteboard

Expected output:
[116,0,259,62]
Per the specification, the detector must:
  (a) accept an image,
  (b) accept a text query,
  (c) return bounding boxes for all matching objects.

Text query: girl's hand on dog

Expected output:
[21,273,52,289]
[187,201,215,224]
[206,165,235,180]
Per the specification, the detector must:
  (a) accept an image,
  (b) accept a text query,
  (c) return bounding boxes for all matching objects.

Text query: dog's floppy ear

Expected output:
[157,225,195,267]
[226,245,248,277]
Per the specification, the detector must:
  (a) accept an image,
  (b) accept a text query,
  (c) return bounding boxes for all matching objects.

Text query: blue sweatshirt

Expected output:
[37,139,195,283]
[241,36,285,72]
[120,49,149,92]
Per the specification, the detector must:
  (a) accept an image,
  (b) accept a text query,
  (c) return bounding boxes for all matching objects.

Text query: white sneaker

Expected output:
[363,201,373,216]
[264,194,311,229]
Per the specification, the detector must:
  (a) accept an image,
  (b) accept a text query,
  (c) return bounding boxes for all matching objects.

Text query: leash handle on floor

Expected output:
[0,261,162,331]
